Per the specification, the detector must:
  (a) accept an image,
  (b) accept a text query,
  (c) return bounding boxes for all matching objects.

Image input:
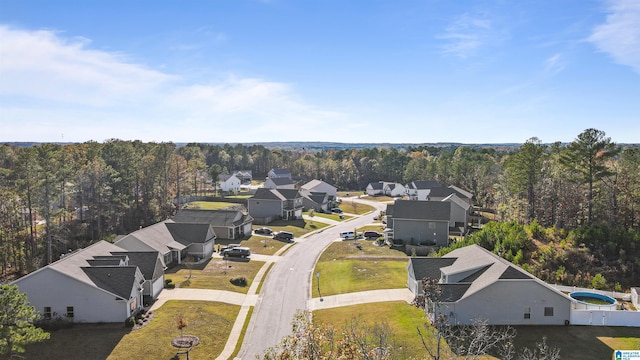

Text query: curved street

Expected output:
[237,197,389,359]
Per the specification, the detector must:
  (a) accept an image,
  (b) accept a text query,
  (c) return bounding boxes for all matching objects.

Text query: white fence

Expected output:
[571,309,640,326]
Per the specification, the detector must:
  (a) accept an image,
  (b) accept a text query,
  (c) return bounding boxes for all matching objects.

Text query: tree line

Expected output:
[0,128,638,279]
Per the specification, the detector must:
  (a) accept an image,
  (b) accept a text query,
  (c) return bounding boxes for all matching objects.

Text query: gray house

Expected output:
[300,189,330,212]
[173,208,253,240]
[12,241,152,323]
[114,220,216,266]
[407,180,442,200]
[248,188,304,224]
[386,200,450,246]
[268,168,292,179]
[408,245,573,325]
[264,176,295,189]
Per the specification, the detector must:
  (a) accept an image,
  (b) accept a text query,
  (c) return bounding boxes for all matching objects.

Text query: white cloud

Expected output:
[588,0,640,74]
[438,12,495,59]
[543,53,566,76]
[0,25,347,142]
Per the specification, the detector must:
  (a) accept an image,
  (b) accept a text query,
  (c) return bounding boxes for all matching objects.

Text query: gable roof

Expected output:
[270,168,291,176]
[165,222,215,245]
[301,179,336,192]
[428,187,456,198]
[442,193,471,211]
[392,200,450,221]
[82,266,139,299]
[218,174,238,182]
[409,245,567,304]
[448,185,473,200]
[14,241,143,300]
[269,177,294,186]
[114,221,187,254]
[276,188,302,200]
[252,188,286,201]
[410,180,442,190]
[368,182,384,190]
[300,189,329,204]
[112,251,165,280]
[173,209,252,228]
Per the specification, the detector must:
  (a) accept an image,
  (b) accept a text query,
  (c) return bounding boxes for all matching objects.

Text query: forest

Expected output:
[0,128,638,290]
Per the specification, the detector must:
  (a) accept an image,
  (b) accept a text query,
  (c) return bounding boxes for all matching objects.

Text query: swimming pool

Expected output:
[570,291,618,310]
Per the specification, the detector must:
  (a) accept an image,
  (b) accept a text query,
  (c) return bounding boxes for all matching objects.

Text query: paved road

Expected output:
[238,198,387,359]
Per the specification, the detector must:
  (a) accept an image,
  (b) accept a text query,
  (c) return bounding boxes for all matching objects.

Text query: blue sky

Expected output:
[1,0,639,144]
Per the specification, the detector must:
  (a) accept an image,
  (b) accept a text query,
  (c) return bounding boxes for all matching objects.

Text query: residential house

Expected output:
[248,188,304,224]
[114,220,216,266]
[264,176,296,189]
[12,241,150,323]
[407,244,573,325]
[383,182,406,197]
[301,179,337,201]
[111,251,165,301]
[407,180,442,200]
[300,189,330,213]
[385,200,450,246]
[218,174,241,193]
[172,209,254,240]
[365,182,385,196]
[268,168,292,179]
[232,170,253,184]
[427,187,473,235]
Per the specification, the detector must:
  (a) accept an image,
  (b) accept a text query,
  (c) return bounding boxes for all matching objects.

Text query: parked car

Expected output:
[331,208,343,214]
[254,227,273,235]
[273,231,294,242]
[340,231,356,240]
[364,231,382,239]
[222,246,251,258]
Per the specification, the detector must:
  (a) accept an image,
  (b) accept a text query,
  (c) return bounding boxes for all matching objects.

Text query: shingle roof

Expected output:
[385,204,394,216]
[252,188,286,201]
[218,174,233,182]
[165,222,215,245]
[368,182,384,190]
[112,251,164,280]
[270,168,290,175]
[269,177,294,186]
[276,188,302,200]
[442,193,471,211]
[411,180,442,190]
[173,209,252,227]
[448,185,473,200]
[82,266,139,299]
[392,200,450,221]
[410,257,456,281]
[114,221,187,254]
[300,189,328,204]
[428,187,456,198]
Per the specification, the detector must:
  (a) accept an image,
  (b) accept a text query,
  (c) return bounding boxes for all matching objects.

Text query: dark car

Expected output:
[364,231,382,239]
[222,246,251,258]
[273,231,294,242]
[331,208,343,214]
[254,227,273,235]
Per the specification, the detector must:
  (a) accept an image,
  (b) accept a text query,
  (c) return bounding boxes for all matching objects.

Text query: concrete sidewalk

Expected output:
[307,288,414,311]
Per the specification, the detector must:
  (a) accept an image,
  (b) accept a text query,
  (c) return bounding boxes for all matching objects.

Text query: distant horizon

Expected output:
[1,1,639,143]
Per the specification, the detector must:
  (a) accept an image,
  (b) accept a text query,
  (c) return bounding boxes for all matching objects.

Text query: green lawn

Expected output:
[108,300,240,360]
[183,201,239,210]
[304,211,352,222]
[313,301,435,360]
[218,235,289,256]
[361,195,396,203]
[338,200,376,215]
[262,219,328,237]
[313,240,408,297]
[164,258,264,293]
[21,301,240,360]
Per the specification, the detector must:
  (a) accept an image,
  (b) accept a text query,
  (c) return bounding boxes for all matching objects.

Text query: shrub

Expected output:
[230,276,248,287]
[125,316,135,328]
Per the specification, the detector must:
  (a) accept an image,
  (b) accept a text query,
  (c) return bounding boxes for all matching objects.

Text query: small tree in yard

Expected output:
[0,284,50,358]
[175,314,188,336]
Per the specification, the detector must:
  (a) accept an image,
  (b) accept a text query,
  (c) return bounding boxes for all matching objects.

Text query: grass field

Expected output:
[337,199,376,215]
[261,218,328,237]
[108,300,239,360]
[164,258,264,293]
[313,241,408,297]
[183,201,239,210]
[218,235,290,256]
[21,301,240,360]
[313,301,436,360]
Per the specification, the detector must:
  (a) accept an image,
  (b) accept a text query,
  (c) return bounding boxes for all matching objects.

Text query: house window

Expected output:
[43,307,52,320]
[544,307,554,316]
[428,222,436,229]
[66,306,74,318]
[524,307,531,319]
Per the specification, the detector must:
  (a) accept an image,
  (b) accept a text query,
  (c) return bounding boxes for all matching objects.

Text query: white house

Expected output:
[407,180,442,200]
[365,182,385,196]
[12,241,151,323]
[218,174,241,192]
[384,182,406,197]
[407,245,573,326]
